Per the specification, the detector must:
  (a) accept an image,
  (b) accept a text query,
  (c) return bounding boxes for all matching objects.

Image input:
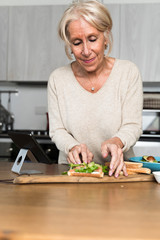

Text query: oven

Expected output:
[134,109,160,157]
[143,90,160,136]
[143,109,160,136]
[133,86,160,157]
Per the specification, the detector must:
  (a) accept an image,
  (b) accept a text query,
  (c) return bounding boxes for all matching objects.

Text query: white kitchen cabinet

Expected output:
[0,0,73,6]
[104,0,160,3]
[107,4,120,59]
[119,4,160,82]
[7,4,120,81]
[0,3,160,82]
[8,5,69,81]
[1,0,160,6]
[0,7,8,81]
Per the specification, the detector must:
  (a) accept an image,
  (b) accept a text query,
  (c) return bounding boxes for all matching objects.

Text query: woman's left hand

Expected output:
[101,137,128,178]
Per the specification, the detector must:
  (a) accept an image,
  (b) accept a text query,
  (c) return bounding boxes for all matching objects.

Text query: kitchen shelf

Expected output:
[0,90,18,94]
[143,109,160,112]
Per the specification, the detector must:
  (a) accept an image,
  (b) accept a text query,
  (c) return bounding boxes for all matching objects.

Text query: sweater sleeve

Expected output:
[113,63,143,152]
[47,72,80,154]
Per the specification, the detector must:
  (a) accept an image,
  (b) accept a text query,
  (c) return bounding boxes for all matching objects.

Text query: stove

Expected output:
[0,129,49,137]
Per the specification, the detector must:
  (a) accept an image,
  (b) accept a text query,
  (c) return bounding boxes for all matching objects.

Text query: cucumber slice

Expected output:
[142,155,148,161]
[88,162,95,168]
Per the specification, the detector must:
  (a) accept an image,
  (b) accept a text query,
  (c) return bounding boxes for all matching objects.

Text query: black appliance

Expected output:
[0,129,59,163]
[143,82,160,136]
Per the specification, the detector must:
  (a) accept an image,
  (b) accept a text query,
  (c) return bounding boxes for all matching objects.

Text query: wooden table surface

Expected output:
[0,161,160,240]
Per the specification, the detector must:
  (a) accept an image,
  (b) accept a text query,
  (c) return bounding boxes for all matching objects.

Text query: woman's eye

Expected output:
[73,41,81,46]
[89,38,97,42]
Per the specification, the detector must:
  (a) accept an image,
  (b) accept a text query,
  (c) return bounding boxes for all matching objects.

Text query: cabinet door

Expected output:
[120,4,160,82]
[106,4,120,59]
[8,5,69,81]
[0,7,8,81]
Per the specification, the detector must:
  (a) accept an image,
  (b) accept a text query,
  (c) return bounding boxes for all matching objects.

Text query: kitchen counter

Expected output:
[0,162,160,240]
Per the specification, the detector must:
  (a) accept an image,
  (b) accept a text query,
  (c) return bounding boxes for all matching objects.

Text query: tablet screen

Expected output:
[8,131,52,164]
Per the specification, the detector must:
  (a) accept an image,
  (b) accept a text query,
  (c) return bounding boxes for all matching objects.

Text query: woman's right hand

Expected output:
[67,144,93,164]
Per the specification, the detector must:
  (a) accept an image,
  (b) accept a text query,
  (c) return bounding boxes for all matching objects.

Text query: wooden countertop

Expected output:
[0,161,160,240]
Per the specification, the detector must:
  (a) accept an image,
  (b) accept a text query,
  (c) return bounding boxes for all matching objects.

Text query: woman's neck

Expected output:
[71,57,115,93]
[73,57,109,80]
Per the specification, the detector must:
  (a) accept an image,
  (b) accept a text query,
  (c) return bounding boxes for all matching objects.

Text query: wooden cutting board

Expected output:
[13,173,155,184]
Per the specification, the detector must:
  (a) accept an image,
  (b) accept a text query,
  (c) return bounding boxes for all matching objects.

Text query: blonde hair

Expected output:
[58,0,113,59]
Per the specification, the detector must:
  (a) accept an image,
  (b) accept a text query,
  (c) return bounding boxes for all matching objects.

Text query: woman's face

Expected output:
[68,18,107,74]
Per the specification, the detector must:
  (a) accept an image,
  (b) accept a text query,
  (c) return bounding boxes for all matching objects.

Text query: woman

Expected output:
[48,0,143,178]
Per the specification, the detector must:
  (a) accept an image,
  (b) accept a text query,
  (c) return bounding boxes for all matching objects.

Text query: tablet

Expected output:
[8,131,52,164]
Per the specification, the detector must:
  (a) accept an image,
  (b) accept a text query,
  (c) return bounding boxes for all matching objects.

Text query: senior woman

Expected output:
[48,0,143,178]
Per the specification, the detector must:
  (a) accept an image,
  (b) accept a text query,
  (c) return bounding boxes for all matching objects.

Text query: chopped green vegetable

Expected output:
[64,161,109,175]
[69,163,81,169]
[88,162,95,168]
[62,171,68,175]
[75,168,93,173]
[102,165,109,174]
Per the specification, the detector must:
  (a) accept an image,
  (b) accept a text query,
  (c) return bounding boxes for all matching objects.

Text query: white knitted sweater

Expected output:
[48,59,143,164]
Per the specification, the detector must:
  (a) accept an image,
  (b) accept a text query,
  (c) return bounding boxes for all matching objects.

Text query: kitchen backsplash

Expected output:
[0,82,48,130]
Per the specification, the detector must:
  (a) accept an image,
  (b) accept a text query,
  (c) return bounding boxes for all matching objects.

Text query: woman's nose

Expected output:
[82,42,91,56]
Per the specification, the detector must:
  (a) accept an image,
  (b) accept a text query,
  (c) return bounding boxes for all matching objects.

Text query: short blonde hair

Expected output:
[58,0,113,59]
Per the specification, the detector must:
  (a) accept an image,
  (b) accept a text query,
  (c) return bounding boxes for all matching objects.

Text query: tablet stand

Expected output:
[11,148,42,175]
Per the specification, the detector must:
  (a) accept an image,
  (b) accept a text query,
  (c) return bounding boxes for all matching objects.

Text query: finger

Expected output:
[122,163,128,177]
[114,154,124,178]
[72,149,82,164]
[101,144,109,158]
[80,144,88,163]
[109,147,122,176]
[87,149,94,163]
[68,150,81,164]
[109,145,119,173]
[67,152,76,164]
[67,157,72,164]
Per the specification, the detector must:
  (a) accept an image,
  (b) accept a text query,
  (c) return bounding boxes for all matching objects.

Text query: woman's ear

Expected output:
[104,30,109,46]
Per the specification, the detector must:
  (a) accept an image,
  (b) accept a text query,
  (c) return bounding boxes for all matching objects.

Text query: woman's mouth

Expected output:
[83,57,96,64]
